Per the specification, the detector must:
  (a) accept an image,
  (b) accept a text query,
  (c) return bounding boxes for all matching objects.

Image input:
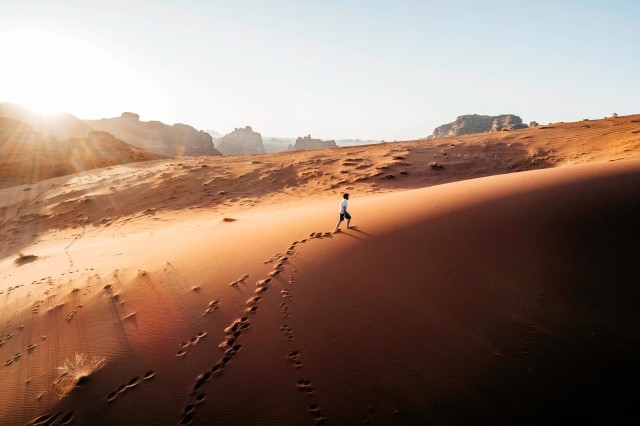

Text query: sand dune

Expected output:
[1,115,640,424]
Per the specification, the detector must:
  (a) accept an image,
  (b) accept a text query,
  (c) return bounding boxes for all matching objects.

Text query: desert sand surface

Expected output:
[1,115,640,424]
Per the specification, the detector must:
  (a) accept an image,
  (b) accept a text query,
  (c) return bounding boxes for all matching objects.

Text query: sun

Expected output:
[1,29,166,118]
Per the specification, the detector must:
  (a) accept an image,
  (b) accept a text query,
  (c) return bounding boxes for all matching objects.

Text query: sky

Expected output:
[1,0,639,140]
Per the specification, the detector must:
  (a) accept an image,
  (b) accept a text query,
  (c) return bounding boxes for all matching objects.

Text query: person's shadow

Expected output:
[342,225,373,239]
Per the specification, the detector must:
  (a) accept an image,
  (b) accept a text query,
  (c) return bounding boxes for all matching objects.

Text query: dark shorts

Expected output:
[339,212,351,221]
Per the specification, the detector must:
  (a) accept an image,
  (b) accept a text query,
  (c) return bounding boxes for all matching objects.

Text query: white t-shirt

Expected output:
[339,199,348,214]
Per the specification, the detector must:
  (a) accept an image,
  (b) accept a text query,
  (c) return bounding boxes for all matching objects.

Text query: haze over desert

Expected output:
[2,1,640,425]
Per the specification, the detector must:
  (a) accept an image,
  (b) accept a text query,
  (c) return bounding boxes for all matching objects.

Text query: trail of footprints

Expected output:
[29,409,75,425]
[3,323,42,366]
[105,370,156,402]
[176,331,208,357]
[176,231,334,425]
[280,238,328,424]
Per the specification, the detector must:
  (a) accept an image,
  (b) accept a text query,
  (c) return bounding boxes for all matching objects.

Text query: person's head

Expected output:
[343,193,349,200]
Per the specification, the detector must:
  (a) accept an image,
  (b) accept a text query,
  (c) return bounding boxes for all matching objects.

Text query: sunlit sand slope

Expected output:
[1,159,639,424]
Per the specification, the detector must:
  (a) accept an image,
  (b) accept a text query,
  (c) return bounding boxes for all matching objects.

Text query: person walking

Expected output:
[334,193,352,232]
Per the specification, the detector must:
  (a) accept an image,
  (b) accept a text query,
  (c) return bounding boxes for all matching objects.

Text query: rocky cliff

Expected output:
[0,118,165,188]
[291,135,339,151]
[86,112,221,156]
[216,126,264,156]
[430,114,528,138]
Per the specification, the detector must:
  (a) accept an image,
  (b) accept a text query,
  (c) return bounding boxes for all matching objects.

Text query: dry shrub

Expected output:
[14,252,38,265]
[53,353,105,396]
[428,161,444,170]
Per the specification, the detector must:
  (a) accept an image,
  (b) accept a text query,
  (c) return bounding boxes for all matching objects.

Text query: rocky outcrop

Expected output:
[0,102,93,139]
[86,112,221,156]
[431,114,528,138]
[216,126,264,156]
[292,135,338,151]
[0,118,165,188]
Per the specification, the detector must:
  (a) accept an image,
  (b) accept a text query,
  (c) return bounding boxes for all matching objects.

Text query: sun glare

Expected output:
[1,29,166,118]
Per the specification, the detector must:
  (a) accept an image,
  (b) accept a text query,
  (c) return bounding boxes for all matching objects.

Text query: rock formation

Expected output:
[0,118,165,188]
[0,102,93,139]
[216,126,265,156]
[291,135,339,151]
[430,114,528,138]
[86,112,221,156]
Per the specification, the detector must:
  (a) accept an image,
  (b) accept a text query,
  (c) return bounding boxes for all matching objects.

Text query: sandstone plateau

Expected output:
[431,114,528,138]
[290,135,339,151]
[1,114,640,424]
[87,112,221,156]
[216,126,265,156]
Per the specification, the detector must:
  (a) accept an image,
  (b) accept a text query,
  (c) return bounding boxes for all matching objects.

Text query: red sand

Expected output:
[1,115,640,424]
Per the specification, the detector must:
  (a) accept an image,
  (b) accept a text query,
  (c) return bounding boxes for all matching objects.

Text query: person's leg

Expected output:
[346,212,352,228]
[334,214,344,232]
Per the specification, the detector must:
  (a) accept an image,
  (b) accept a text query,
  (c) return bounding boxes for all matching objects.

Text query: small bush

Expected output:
[428,162,444,170]
[14,252,38,265]
[53,353,105,396]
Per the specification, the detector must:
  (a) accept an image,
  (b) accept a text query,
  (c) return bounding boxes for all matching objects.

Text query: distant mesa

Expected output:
[0,118,165,188]
[216,126,265,156]
[86,112,221,157]
[429,114,528,138]
[290,135,338,151]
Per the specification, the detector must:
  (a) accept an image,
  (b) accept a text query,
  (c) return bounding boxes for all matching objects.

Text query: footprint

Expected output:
[106,391,118,401]
[179,412,194,425]
[197,371,212,382]
[126,377,140,388]
[33,412,65,425]
[195,393,206,404]
[176,350,187,357]
[60,411,75,425]
[246,296,262,305]
[31,413,54,424]
[219,337,236,350]
[245,306,258,314]
[191,380,204,394]
[269,270,281,277]
[142,370,155,380]
[256,278,271,287]
[313,413,327,424]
